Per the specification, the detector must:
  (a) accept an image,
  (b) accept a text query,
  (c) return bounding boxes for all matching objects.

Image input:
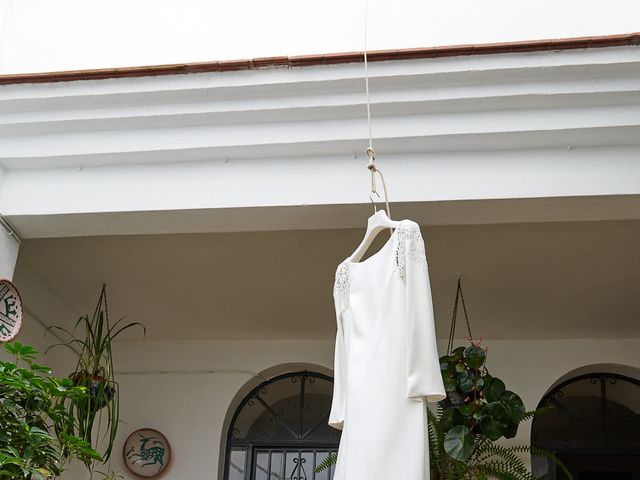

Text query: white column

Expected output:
[0,169,20,280]
[0,224,19,280]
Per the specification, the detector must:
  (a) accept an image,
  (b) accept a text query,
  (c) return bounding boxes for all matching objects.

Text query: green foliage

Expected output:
[428,405,573,480]
[0,341,101,480]
[439,343,526,459]
[443,425,474,461]
[47,284,145,470]
[432,340,571,477]
[314,453,337,473]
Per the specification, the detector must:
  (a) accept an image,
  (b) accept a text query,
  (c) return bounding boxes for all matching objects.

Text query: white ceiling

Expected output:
[13,219,640,341]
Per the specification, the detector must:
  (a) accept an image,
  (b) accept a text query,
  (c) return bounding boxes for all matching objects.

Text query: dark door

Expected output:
[556,454,638,480]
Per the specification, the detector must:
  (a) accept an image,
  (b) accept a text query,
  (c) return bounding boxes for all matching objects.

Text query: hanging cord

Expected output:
[364,0,373,154]
[363,0,391,218]
[447,277,473,355]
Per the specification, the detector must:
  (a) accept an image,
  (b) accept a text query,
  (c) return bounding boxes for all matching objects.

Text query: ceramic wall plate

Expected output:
[123,428,171,478]
[0,279,23,343]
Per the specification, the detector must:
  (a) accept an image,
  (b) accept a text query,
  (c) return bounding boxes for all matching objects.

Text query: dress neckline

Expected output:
[345,221,402,266]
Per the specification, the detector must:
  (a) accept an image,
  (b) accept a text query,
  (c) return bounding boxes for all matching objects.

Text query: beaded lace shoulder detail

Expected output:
[334,260,351,314]
[394,221,427,282]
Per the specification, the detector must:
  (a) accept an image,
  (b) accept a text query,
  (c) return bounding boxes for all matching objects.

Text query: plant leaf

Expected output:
[484,376,506,403]
[457,370,475,393]
[464,345,486,369]
[501,390,526,423]
[444,425,475,461]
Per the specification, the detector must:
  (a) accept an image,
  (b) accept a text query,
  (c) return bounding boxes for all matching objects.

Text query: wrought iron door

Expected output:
[250,448,338,480]
[225,371,341,480]
[532,373,640,480]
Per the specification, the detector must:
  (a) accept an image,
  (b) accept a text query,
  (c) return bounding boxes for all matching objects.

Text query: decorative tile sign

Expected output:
[123,429,171,478]
[0,280,23,343]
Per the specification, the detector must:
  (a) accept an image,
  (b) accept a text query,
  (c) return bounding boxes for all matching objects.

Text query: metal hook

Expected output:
[365,147,391,221]
[369,190,381,213]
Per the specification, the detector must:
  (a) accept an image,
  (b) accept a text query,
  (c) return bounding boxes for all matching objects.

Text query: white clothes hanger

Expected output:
[349,208,400,263]
[349,150,401,263]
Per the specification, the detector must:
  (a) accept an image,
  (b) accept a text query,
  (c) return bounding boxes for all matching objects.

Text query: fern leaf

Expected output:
[314,452,337,473]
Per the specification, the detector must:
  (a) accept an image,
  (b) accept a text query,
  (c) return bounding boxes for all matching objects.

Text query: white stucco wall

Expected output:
[42,337,640,479]
[0,0,639,74]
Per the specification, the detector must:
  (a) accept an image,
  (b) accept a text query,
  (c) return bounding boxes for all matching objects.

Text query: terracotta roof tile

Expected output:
[0,32,638,85]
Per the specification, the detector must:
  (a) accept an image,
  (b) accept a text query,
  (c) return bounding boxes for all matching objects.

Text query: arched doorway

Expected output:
[224,370,340,480]
[532,372,640,480]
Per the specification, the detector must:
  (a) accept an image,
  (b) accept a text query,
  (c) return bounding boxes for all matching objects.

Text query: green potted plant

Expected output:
[438,341,525,455]
[47,284,144,477]
[0,341,101,479]
[429,339,572,479]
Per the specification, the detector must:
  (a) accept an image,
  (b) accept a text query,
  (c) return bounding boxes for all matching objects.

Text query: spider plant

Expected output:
[47,284,145,476]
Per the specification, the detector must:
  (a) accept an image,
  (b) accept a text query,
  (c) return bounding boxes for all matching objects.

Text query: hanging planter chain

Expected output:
[447,277,474,355]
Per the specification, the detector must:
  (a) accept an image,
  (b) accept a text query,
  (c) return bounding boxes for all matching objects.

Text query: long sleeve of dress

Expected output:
[403,224,446,403]
[328,297,347,430]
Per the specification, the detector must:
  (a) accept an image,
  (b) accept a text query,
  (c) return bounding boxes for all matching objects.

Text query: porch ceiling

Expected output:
[13,219,640,341]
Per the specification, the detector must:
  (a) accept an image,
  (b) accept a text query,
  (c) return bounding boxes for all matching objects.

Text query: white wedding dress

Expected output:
[328,219,446,480]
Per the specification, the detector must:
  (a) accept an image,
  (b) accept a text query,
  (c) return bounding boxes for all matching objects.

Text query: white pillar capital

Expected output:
[0,215,20,280]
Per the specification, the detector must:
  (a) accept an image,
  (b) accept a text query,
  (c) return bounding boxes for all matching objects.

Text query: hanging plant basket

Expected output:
[438,278,526,461]
[70,370,117,410]
[47,284,145,465]
[439,343,525,443]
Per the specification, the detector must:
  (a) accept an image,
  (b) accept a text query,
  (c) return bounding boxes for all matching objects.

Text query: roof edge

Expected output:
[1,32,638,86]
